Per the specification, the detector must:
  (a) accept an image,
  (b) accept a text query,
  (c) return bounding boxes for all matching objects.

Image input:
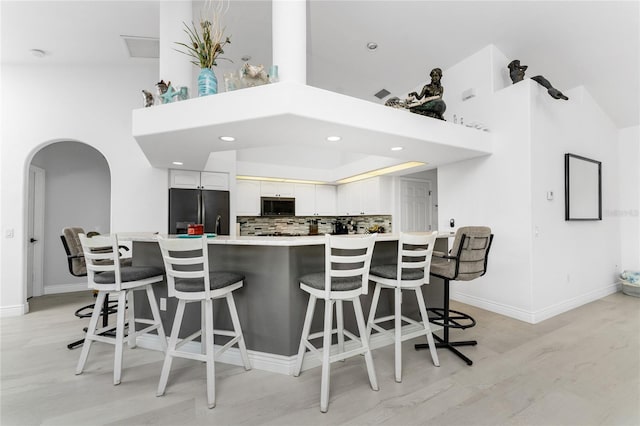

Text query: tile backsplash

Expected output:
[238,216,392,236]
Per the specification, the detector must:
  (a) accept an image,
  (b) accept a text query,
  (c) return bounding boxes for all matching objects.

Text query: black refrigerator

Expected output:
[168,188,230,235]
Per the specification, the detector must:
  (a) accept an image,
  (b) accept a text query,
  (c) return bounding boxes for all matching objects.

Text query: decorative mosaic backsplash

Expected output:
[237,216,392,236]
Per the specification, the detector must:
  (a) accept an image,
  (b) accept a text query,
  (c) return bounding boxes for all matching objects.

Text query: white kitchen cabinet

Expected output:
[236,180,261,216]
[294,184,336,216]
[260,181,295,197]
[170,170,229,190]
[337,176,392,215]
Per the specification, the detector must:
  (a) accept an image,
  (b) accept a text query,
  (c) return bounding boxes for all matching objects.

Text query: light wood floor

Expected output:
[1,291,639,425]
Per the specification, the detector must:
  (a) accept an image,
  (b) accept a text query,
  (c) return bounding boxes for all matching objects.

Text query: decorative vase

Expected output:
[198,68,218,96]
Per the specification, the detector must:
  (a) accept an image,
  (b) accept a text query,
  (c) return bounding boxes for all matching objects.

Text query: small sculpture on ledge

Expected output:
[142,90,155,107]
[508,59,569,100]
[386,68,447,120]
[240,62,269,87]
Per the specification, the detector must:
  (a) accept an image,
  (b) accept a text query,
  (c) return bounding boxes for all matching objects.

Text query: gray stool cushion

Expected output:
[94,266,163,284]
[300,272,362,291]
[369,264,425,281]
[175,271,244,292]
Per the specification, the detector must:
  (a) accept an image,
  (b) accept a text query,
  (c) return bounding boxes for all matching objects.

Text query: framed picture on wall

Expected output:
[564,153,602,221]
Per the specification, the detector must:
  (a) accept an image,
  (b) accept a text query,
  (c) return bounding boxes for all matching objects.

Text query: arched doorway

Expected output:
[27,141,111,302]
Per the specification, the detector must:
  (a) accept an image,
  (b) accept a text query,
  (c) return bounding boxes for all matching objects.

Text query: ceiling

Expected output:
[2,1,638,174]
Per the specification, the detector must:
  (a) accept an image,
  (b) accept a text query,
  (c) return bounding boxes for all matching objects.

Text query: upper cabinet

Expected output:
[294,184,336,216]
[260,181,295,197]
[236,180,261,216]
[170,170,229,190]
[337,176,392,216]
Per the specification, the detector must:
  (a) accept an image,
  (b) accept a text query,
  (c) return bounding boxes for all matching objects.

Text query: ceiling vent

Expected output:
[121,35,159,58]
[374,88,391,99]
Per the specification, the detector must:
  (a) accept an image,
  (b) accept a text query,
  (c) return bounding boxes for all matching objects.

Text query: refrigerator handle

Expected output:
[197,190,203,224]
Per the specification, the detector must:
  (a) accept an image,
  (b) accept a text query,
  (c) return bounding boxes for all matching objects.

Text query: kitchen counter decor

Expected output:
[176,0,231,96]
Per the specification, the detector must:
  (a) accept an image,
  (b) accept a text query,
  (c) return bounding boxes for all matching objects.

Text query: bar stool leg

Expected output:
[200,300,206,356]
[113,290,127,385]
[226,293,251,370]
[336,300,345,359]
[204,298,216,409]
[353,297,378,391]
[320,299,334,413]
[415,288,439,367]
[76,291,106,375]
[127,290,136,348]
[366,283,382,340]
[146,285,167,352]
[293,295,316,377]
[157,299,185,397]
[394,287,402,382]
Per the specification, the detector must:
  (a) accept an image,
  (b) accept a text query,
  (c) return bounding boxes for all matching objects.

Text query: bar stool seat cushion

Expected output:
[175,271,245,292]
[94,266,164,284]
[300,272,362,291]
[369,264,425,281]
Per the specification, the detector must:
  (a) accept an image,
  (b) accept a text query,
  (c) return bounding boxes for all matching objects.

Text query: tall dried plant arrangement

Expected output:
[176,0,231,69]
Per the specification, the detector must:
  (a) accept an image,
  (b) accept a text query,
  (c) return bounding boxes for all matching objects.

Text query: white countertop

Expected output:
[121,232,456,247]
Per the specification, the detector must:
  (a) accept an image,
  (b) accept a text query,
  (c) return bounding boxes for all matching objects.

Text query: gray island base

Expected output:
[131,234,448,375]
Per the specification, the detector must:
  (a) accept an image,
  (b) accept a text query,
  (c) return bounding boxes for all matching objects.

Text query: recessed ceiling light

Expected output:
[326,136,341,142]
[172,161,183,166]
[366,42,378,50]
[391,146,403,151]
[30,49,46,58]
[219,136,235,142]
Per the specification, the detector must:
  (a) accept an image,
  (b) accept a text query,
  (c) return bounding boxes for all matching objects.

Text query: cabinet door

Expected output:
[200,172,229,190]
[261,182,295,197]
[236,180,261,216]
[337,182,362,215]
[170,170,201,189]
[294,184,315,216]
[315,185,337,216]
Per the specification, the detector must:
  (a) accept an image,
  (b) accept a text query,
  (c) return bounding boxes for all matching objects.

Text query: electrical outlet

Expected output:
[160,298,167,311]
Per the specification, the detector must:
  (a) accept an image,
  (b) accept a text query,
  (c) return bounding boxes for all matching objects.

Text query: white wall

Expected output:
[31,142,111,291]
[618,125,640,271]
[437,44,624,323]
[530,85,620,319]
[1,63,167,316]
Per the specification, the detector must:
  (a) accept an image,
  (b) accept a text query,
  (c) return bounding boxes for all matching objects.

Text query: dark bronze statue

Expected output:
[508,60,569,100]
[407,68,447,120]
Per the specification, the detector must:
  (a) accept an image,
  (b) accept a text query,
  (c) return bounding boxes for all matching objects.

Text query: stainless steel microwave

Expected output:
[261,197,295,216]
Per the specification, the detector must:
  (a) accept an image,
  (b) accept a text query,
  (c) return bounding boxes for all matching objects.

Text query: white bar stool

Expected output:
[156,236,251,409]
[367,231,440,382]
[293,234,378,413]
[75,233,167,385]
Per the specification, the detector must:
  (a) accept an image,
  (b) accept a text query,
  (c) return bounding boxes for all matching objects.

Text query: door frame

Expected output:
[27,165,45,298]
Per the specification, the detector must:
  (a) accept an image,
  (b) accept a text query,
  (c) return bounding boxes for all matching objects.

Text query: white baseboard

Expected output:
[0,303,29,317]
[451,282,621,324]
[136,322,441,376]
[44,283,87,295]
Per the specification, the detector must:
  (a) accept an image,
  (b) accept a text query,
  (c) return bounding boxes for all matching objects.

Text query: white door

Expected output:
[27,166,45,298]
[401,179,432,232]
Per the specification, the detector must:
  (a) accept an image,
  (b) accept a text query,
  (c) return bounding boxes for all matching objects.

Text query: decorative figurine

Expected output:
[160,83,179,104]
[240,62,269,87]
[156,79,169,96]
[385,67,447,120]
[142,90,154,107]
[507,60,569,100]
[176,86,189,101]
[507,59,528,83]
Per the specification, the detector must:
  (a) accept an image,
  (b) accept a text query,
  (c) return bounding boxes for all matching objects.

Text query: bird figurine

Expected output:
[142,90,154,107]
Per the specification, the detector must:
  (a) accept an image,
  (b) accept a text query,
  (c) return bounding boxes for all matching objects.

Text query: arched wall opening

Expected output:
[26,140,111,300]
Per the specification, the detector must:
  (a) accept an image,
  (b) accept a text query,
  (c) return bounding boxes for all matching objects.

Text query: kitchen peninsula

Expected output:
[129,233,450,374]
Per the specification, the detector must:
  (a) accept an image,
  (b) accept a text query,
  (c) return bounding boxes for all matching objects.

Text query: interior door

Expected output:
[401,179,432,232]
[27,166,45,298]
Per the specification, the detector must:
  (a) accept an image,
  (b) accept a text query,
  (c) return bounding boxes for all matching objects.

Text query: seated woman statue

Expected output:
[406,68,447,120]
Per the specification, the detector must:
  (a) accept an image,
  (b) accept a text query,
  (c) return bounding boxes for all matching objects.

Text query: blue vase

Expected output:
[198,68,218,96]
